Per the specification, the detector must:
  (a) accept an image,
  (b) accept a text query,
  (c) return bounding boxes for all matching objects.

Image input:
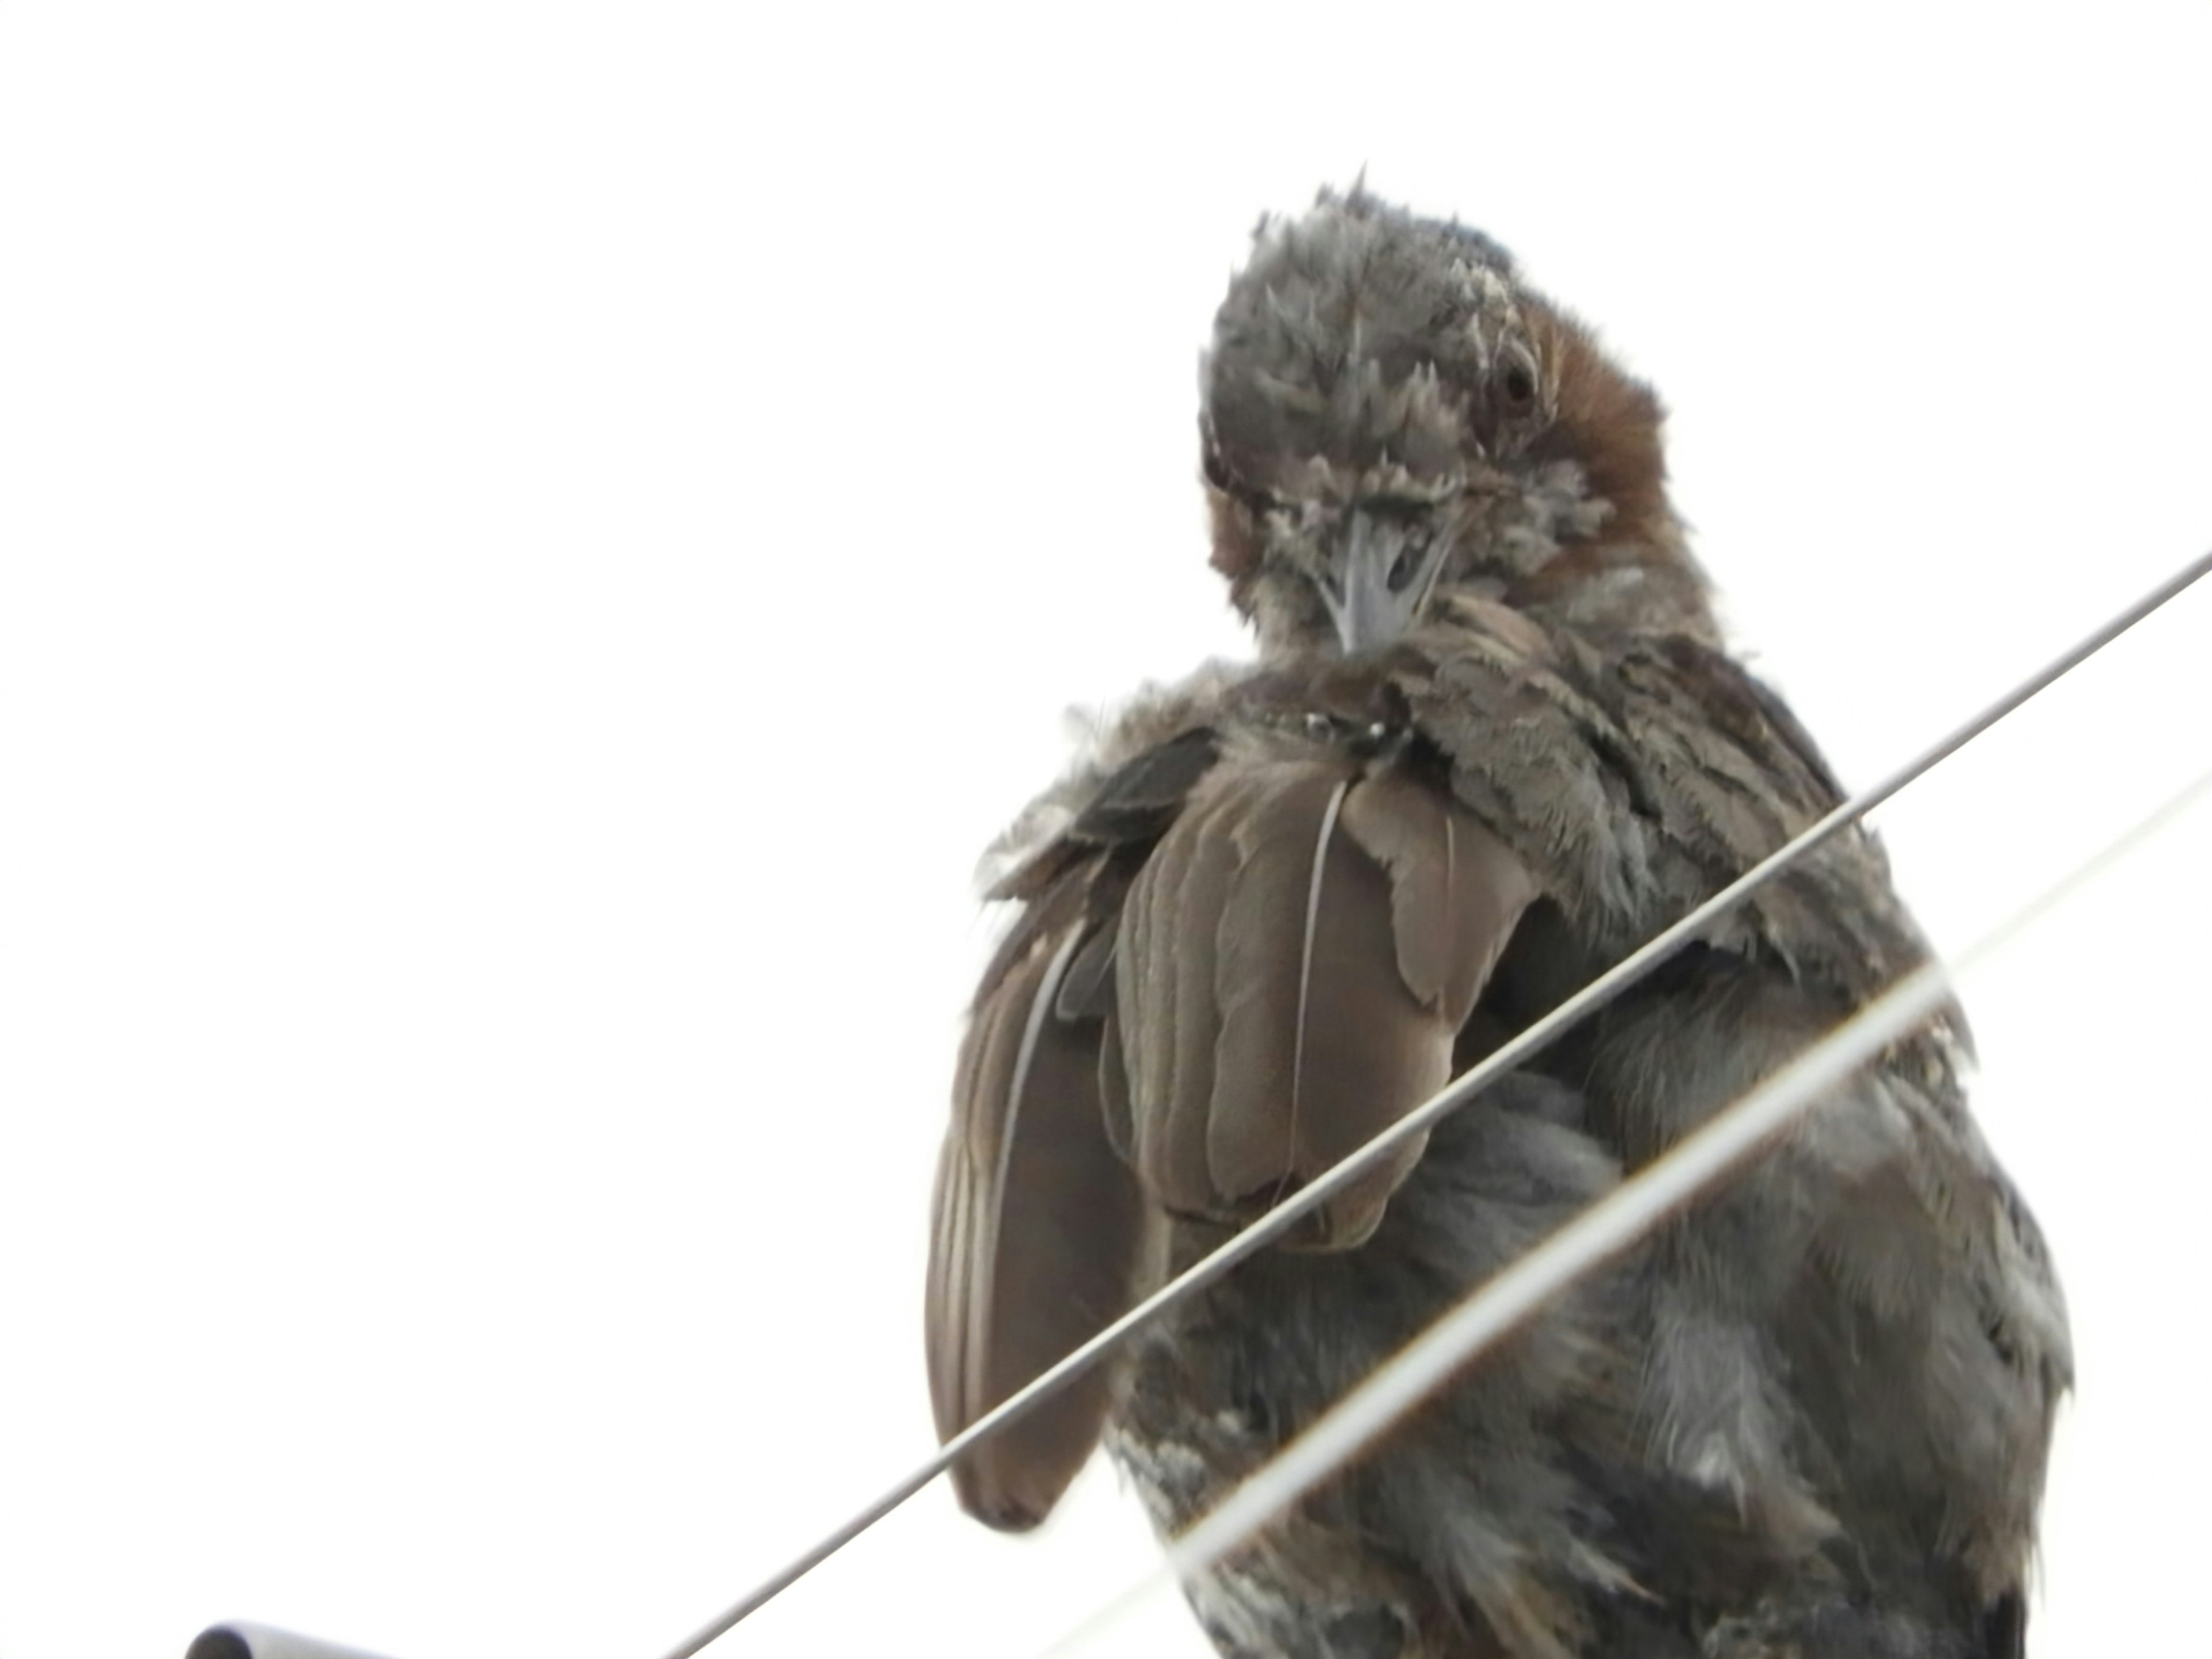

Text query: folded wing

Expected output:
[924,730,1220,1531]
[927,718,1539,1528]
[1112,743,1538,1248]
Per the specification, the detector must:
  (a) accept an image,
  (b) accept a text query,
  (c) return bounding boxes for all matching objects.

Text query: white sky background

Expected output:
[2,5,2209,1657]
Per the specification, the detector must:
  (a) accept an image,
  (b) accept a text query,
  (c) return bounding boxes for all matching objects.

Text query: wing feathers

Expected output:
[1119,747,1538,1247]
[930,726,1541,1531]
[1056,926,1118,1021]
[1339,767,1540,1020]
[1117,777,1238,1216]
[926,879,1148,1531]
[1209,767,1358,1211]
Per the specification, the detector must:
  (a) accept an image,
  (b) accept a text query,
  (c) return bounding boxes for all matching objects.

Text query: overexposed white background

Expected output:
[2,5,2208,1657]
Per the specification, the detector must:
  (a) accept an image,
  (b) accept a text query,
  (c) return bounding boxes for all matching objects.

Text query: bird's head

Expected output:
[1202,187,1711,656]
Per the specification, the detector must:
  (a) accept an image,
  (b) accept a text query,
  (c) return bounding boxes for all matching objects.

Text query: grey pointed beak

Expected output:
[1315,512,1451,654]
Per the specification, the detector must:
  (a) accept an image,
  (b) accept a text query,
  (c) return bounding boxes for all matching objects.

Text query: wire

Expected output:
[653,550,2210,1659]
[1027,765,2211,1656]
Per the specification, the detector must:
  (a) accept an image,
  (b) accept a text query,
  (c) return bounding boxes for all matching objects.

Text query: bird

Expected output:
[923,186,2070,1659]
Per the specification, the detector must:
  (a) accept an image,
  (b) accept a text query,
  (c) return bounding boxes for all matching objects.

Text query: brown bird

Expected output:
[925,187,2069,1659]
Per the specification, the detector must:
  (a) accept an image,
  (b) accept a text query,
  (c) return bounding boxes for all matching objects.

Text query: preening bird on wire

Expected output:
[924,187,2070,1659]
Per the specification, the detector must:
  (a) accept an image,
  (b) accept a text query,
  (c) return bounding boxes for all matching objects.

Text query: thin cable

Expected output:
[656,551,2209,1659]
[1036,764,2211,1657]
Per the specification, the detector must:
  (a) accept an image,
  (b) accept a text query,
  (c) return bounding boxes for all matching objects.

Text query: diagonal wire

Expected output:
[654,550,2209,1659]
[1039,761,2212,1657]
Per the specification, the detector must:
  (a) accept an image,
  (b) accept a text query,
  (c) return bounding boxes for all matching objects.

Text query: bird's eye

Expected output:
[1499,362,1537,413]
[1387,544,1421,593]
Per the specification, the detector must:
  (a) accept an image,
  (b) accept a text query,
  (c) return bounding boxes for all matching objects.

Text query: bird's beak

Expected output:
[1315,511,1452,655]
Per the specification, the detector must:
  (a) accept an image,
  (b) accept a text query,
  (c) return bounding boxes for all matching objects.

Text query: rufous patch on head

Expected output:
[1530,305,1669,542]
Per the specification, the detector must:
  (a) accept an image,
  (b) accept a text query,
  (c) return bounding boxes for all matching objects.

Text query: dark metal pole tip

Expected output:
[186,1624,396,1659]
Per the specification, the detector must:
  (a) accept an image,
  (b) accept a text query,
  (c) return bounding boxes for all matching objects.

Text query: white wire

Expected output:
[1037,764,2212,1658]
[654,550,2209,1659]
